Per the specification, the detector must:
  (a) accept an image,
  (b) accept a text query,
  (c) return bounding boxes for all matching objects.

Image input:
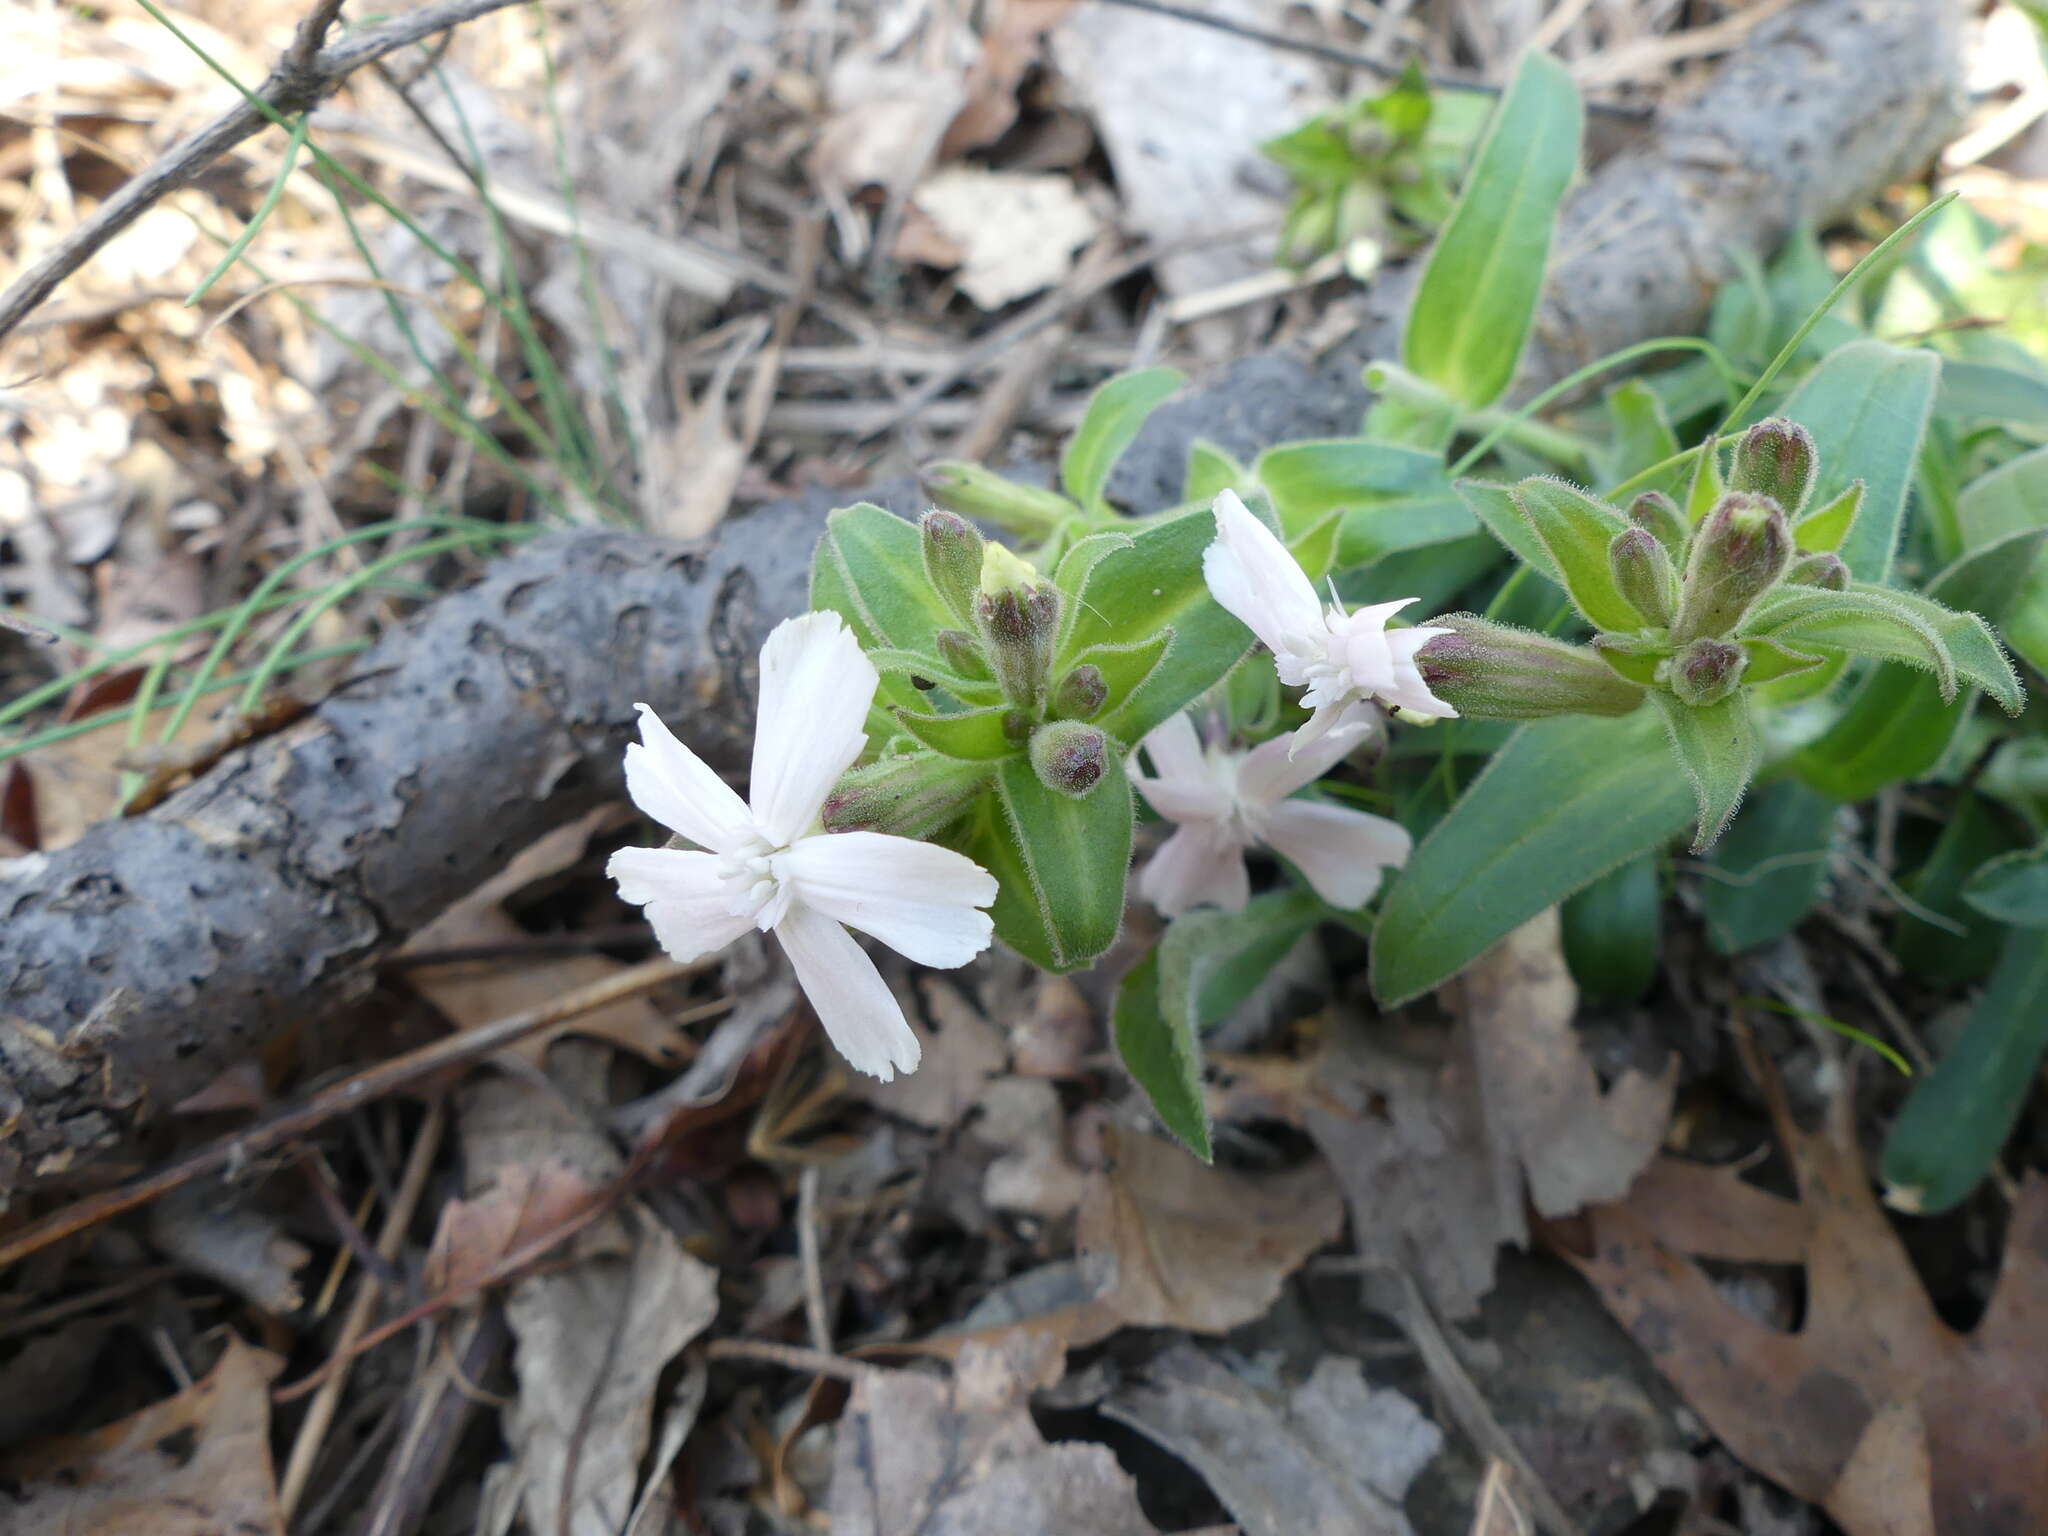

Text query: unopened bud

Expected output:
[1729,417,1817,518]
[1667,637,1747,707]
[921,510,985,625]
[1786,551,1849,590]
[1627,491,1688,557]
[935,627,991,680]
[1051,664,1108,721]
[1608,526,1678,628]
[821,753,992,838]
[1413,614,1647,720]
[1029,720,1109,798]
[922,460,1075,539]
[975,544,1060,709]
[1673,492,1791,642]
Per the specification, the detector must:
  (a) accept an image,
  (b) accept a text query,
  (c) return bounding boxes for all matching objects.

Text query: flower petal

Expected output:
[1137,823,1251,917]
[624,704,753,853]
[1139,712,1207,785]
[1382,626,1459,717]
[1238,707,1376,806]
[778,831,995,968]
[774,903,921,1081]
[607,846,754,962]
[1261,799,1411,908]
[1201,490,1322,656]
[750,612,879,846]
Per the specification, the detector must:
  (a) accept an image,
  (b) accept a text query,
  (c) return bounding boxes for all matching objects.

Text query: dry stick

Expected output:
[278,1095,448,1522]
[0,0,534,345]
[0,957,700,1274]
[702,1337,876,1384]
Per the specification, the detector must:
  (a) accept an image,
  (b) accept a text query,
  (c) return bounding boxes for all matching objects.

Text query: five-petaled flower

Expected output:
[1132,711,1411,917]
[608,611,997,1081]
[1203,488,1457,754]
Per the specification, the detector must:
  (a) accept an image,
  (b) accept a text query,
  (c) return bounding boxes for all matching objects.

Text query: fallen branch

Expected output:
[0,0,532,346]
[0,0,1964,1197]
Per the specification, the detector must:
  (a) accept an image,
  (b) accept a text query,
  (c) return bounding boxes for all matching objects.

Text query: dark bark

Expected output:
[0,0,1966,1195]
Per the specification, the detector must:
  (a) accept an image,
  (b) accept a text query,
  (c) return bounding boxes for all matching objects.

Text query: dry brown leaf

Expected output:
[1102,1345,1441,1536]
[810,56,967,204]
[908,167,1099,308]
[403,809,689,1070]
[147,1181,310,1313]
[1452,909,1676,1219]
[942,0,1080,157]
[1554,1070,2048,1534]
[1071,1123,1344,1345]
[979,1076,1087,1218]
[0,1335,284,1536]
[827,1332,1162,1536]
[422,1158,610,1296]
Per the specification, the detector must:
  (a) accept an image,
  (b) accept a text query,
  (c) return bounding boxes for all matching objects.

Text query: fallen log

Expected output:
[0,0,1965,1195]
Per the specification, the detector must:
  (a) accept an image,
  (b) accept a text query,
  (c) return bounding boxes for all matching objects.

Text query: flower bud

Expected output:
[935,627,992,681]
[1608,526,1678,628]
[1728,417,1817,518]
[1673,492,1792,642]
[1028,720,1109,798]
[1786,551,1849,591]
[922,461,1074,539]
[821,753,992,838]
[1413,614,1647,720]
[921,510,985,625]
[1050,664,1108,721]
[1666,637,1747,707]
[1627,491,1688,557]
[975,544,1060,709]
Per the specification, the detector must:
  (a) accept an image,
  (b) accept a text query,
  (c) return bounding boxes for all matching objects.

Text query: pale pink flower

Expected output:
[1132,711,1412,917]
[1202,488,1457,754]
[608,612,997,1081]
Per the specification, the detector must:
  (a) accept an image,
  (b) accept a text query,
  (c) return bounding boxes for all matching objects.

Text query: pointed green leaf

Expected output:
[1935,359,2048,426]
[890,702,1019,761]
[1746,586,1957,701]
[1403,51,1582,408]
[863,647,1001,704]
[1510,477,1640,631]
[1651,690,1757,852]
[1065,509,1252,743]
[811,502,963,711]
[1599,379,1680,496]
[1062,367,1186,514]
[1779,340,1940,583]
[1456,477,1564,582]
[1956,442,2048,553]
[1702,778,1835,952]
[1795,669,1967,802]
[1257,439,1463,540]
[1962,841,2048,929]
[1111,952,1210,1161]
[1740,635,1826,684]
[1880,929,2048,1214]
[1370,710,1694,1007]
[1185,439,1249,505]
[1852,581,2023,713]
[1591,633,1667,686]
[1792,480,1863,554]
[973,752,1134,972]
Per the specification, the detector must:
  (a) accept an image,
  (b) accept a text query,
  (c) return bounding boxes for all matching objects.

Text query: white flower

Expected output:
[608,611,998,1081]
[1202,488,1458,754]
[1132,711,1412,917]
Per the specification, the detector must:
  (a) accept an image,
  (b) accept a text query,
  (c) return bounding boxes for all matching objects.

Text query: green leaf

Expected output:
[1259,438,1454,536]
[1881,928,2048,1214]
[1065,509,1252,743]
[1065,630,1172,720]
[1509,477,1639,631]
[1853,581,2023,713]
[1892,794,2015,984]
[1795,669,1968,802]
[1052,530,1136,650]
[1792,481,1863,555]
[1598,379,1680,496]
[811,502,962,711]
[1934,358,2048,425]
[1740,635,1826,684]
[922,462,1076,538]
[1261,115,1358,189]
[1778,340,1940,584]
[1746,586,1957,701]
[1962,840,2048,928]
[890,702,1018,761]
[970,753,1133,972]
[1370,710,1694,1006]
[1061,367,1185,515]
[1111,952,1211,1161]
[1185,439,1249,505]
[1956,442,2048,553]
[863,647,1001,704]
[1702,778,1835,952]
[1456,477,1564,582]
[1559,852,1661,1002]
[1403,51,1582,409]
[1651,690,1758,852]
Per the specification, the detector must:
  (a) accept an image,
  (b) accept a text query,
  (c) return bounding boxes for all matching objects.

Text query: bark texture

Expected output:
[0,0,1967,1194]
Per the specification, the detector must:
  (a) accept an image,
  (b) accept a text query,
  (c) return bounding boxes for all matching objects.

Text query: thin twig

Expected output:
[0,957,700,1274]
[0,0,533,344]
[797,1164,834,1354]
[703,1337,877,1383]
